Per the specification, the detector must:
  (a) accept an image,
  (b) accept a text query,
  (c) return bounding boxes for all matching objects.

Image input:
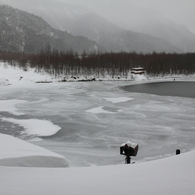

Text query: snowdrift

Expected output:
[0,144,194,195]
[133,74,147,81]
[0,78,11,86]
[0,134,69,167]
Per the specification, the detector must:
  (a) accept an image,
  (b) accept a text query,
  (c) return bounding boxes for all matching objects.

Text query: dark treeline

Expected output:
[1,49,195,79]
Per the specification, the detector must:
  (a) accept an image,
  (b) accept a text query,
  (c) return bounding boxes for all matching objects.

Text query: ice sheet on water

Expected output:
[1,80,195,166]
[86,106,118,113]
[0,99,27,115]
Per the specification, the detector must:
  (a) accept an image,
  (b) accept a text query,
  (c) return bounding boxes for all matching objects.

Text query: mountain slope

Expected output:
[69,13,181,53]
[0,0,182,53]
[0,0,90,31]
[1,0,194,53]
[103,2,195,52]
[137,20,195,53]
[0,5,102,53]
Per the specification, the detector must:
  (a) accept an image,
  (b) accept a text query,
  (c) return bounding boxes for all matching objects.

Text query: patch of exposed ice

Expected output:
[1,118,61,136]
[104,97,134,103]
[86,106,115,114]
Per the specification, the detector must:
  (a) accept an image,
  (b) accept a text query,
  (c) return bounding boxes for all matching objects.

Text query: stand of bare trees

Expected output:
[1,49,195,80]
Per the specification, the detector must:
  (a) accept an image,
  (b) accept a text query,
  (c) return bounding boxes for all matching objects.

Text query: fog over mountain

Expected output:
[1,0,195,53]
[61,0,195,35]
[0,4,102,53]
[68,13,180,53]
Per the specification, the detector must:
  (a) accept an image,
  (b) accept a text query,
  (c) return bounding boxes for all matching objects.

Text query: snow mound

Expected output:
[0,134,69,167]
[133,74,147,81]
[0,78,11,86]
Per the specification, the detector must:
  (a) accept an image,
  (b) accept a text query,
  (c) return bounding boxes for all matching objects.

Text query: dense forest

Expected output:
[1,49,195,80]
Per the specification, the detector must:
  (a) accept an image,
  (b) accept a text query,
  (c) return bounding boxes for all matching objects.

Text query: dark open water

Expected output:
[122,81,195,98]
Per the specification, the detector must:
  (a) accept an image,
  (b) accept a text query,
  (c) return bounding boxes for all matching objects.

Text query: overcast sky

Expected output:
[58,0,195,34]
[1,0,195,34]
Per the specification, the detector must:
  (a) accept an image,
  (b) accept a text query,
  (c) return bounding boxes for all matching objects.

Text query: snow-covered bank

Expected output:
[0,134,68,167]
[0,137,194,195]
[0,62,148,85]
[0,63,52,85]
[2,62,195,86]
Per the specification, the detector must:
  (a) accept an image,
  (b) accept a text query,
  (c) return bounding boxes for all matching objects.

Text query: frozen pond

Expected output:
[1,81,195,167]
[122,81,195,98]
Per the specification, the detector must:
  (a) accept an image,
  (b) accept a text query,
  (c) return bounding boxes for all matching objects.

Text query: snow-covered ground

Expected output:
[0,62,195,194]
[0,140,194,195]
[0,63,52,86]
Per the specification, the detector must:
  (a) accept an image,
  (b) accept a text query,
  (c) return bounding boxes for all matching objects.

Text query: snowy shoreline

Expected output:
[1,61,195,86]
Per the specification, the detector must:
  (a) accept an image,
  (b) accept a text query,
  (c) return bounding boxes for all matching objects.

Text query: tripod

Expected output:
[125,156,131,164]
